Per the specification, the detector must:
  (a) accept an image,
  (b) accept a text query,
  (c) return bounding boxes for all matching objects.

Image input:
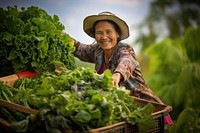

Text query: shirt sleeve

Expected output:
[114,44,138,81]
[73,41,97,63]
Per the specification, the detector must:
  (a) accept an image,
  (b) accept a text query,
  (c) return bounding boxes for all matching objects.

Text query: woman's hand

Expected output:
[112,72,121,87]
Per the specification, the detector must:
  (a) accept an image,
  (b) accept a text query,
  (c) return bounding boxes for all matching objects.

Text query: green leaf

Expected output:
[174,108,200,133]
[10,117,29,132]
[71,110,91,124]
[90,108,102,119]
[91,94,103,105]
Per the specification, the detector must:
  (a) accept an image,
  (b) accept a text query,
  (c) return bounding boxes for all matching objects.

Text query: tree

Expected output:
[134,0,200,51]
[144,26,200,132]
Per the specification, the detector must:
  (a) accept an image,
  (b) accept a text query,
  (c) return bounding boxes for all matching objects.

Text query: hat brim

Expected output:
[83,15,129,40]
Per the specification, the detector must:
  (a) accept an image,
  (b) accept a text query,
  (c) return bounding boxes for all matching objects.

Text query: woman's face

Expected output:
[94,21,119,50]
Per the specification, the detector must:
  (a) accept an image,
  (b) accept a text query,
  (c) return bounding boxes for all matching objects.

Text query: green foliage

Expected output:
[168,108,200,133]
[0,67,155,132]
[0,6,75,77]
[144,38,186,91]
[75,58,95,69]
[143,26,200,132]
[183,26,200,62]
[134,0,200,50]
[134,1,200,132]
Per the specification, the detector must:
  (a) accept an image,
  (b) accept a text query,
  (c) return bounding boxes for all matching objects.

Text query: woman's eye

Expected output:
[107,30,112,34]
[96,32,102,35]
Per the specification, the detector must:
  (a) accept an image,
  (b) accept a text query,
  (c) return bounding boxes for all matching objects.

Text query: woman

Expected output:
[72,11,173,124]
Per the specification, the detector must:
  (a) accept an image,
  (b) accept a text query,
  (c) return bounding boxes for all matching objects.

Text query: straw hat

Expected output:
[83,11,129,40]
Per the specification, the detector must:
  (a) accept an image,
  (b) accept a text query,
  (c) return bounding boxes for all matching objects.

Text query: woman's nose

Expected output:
[101,33,108,39]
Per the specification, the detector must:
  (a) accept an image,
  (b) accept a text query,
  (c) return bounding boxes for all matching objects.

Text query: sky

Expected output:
[0,0,151,51]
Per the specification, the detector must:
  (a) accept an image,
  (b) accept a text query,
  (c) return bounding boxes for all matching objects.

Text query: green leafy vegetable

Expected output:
[1,68,156,132]
[0,6,75,77]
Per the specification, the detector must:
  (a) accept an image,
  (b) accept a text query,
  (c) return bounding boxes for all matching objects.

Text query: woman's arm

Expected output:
[114,44,137,81]
[72,38,97,63]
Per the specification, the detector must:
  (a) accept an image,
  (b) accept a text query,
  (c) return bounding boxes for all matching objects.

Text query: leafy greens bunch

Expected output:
[0,6,75,77]
[0,67,155,133]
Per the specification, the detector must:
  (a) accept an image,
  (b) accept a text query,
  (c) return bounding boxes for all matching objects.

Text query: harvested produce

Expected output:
[0,67,156,133]
[0,6,75,77]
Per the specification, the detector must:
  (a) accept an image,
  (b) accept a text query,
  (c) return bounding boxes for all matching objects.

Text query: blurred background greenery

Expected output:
[76,0,200,132]
[134,0,200,132]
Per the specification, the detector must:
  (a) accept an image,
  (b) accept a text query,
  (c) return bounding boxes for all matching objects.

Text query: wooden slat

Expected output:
[0,118,11,128]
[89,122,126,133]
[133,96,172,114]
[0,99,37,114]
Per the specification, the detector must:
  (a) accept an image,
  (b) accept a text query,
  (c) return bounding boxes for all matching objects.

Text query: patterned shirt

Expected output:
[73,41,163,103]
[73,41,173,125]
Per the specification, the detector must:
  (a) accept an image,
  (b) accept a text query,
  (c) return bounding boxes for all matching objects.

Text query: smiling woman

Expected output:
[72,11,162,102]
[72,11,173,125]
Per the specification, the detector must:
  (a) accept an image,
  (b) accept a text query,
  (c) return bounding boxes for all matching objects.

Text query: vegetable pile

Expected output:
[0,67,156,133]
[0,6,75,77]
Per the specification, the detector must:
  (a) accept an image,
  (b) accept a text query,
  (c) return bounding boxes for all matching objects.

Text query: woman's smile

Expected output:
[100,41,111,45]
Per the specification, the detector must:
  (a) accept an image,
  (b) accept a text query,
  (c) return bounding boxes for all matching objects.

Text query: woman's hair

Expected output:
[92,20,122,42]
